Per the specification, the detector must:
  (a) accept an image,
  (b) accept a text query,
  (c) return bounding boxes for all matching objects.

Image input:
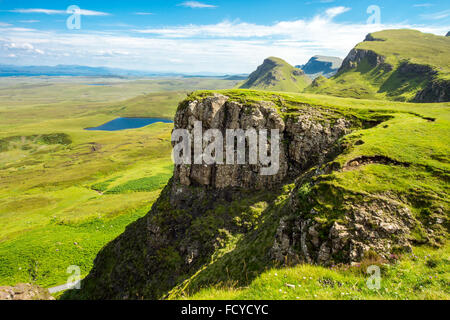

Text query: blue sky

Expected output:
[0,0,449,73]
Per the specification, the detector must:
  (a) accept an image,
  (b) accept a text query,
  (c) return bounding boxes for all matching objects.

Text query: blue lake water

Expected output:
[85,117,173,131]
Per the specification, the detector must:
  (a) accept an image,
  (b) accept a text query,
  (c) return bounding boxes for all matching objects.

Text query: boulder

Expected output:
[0,283,54,300]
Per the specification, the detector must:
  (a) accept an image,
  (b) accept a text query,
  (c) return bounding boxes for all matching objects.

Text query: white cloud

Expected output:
[0,27,36,32]
[94,49,130,57]
[9,8,110,16]
[0,7,448,73]
[421,9,450,20]
[135,12,154,15]
[305,0,335,4]
[5,42,34,50]
[133,7,349,39]
[413,3,434,7]
[178,2,217,8]
[19,20,40,23]
[77,9,110,16]
[9,8,63,15]
[0,22,12,27]
[3,40,47,56]
[325,6,351,19]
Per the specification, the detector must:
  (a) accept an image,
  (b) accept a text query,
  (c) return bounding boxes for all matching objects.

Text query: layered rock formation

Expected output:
[338,48,393,73]
[173,94,349,190]
[272,187,416,265]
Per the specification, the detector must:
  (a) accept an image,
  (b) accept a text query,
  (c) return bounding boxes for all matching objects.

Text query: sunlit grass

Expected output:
[185,244,450,300]
[0,77,239,288]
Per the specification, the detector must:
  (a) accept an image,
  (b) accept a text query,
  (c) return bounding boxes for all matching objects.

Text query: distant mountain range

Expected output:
[239,57,311,92]
[295,55,343,79]
[0,64,247,79]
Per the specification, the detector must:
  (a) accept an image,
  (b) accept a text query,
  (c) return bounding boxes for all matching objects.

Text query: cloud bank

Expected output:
[0,6,448,73]
[178,2,217,9]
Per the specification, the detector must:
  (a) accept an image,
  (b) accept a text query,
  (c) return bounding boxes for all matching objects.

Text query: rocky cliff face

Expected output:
[396,61,450,103]
[173,94,349,190]
[272,183,416,265]
[338,48,393,73]
[69,93,440,300]
[414,78,450,103]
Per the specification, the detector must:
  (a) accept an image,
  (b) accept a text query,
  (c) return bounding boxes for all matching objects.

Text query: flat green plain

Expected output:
[0,77,240,288]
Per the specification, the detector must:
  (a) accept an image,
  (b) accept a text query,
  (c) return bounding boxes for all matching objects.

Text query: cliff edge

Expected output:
[66,90,448,299]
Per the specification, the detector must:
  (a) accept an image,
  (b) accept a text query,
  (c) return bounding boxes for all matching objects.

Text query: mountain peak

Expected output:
[239,56,311,92]
[296,55,343,79]
[263,56,289,65]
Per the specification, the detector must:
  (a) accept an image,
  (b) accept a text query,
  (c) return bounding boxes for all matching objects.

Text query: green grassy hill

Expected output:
[187,244,449,300]
[240,57,311,92]
[306,29,450,102]
[68,89,449,300]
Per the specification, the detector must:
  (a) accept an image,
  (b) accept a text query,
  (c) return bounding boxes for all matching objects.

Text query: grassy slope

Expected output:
[0,77,239,288]
[240,57,311,92]
[357,30,450,79]
[188,245,450,300]
[306,29,450,101]
[162,89,449,300]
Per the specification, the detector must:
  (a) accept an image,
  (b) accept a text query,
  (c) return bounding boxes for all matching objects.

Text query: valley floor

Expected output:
[0,77,239,288]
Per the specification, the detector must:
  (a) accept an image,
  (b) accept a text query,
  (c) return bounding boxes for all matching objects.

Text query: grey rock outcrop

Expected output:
[414,78,450,102]
[0,284,54,300]
[338,48,393,73]
[173,94,350,191]
[396,61,449,102]
[271,194,417,265]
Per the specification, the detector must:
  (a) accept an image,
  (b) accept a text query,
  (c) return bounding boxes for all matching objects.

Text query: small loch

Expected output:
[85,117,173,131]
